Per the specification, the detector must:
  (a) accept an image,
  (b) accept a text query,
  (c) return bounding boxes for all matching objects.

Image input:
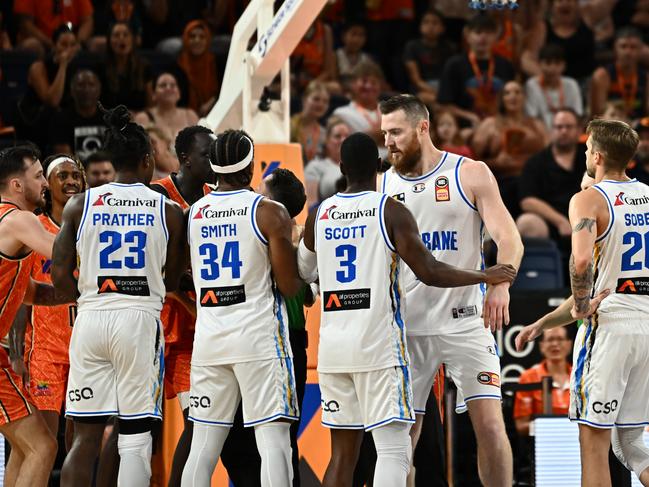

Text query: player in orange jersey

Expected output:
[10,154,84,439]
[0,146,72,487]
[151,125,214,486]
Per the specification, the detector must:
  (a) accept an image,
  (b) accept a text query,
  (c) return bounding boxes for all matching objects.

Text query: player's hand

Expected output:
[482,282,510,331]
[484,264,517,285]
[515,322,542,352]
[570,289,610,320]
[10,357,29,386]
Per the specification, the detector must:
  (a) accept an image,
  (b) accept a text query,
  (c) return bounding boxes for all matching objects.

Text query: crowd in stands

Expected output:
[2,0,649,257]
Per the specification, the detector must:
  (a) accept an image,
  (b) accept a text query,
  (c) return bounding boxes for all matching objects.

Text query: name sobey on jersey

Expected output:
[612,189,649,297]
[193,203,246,307]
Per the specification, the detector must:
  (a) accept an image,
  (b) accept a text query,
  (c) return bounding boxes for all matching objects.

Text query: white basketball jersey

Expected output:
[187,190,291,366]
[315,191,408,373]
[381,152,485,335]
[76,183,168,314]
[590,179,649,317]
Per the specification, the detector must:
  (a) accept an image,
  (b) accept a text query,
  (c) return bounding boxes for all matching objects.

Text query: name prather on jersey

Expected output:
[320,205,373,312]
[92,192,157,296]
[193,204,247,307]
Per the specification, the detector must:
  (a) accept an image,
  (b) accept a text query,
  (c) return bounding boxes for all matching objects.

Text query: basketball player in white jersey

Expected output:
[52,105,186,487]
[568,119,649,487]
[379,94,524,486]
[181,130,303,487]
[299,132,517,487]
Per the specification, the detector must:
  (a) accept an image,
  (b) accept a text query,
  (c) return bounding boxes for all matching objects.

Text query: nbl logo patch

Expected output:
[477,371,500,387]
[322,289,371,312]
[435,176,450,202]
[97,276,150,296]
[200,285,246,307]
[616,278,649,295]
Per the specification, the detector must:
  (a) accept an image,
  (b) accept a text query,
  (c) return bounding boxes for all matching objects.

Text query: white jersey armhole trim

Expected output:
[76,189,92,242]
[591,185,614,243]
[454,156,478,211]
[186,204,195,245]
[380,170,388,193]
[313,202,325,252]
[251,194,268,245]
[379,194,396,252]
[159,194,169,241]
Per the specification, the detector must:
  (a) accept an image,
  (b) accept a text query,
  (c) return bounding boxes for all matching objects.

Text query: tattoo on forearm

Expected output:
[569,255,594,314]
[573,218,596,233]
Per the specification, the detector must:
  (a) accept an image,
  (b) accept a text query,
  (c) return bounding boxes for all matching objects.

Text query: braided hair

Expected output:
[210,129,254,187]
[100,104,151,172]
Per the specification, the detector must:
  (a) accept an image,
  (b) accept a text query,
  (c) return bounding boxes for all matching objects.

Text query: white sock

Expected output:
[372,421,412,487]
[254,422,293,487]
[117,432,152,487]
[181,423,230,487]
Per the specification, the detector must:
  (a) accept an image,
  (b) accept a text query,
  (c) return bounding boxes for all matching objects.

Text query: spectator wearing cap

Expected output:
[525,44,583,131]
[627,118,649,185]
[437,14,515,128]
[14,0,93,53]
[591,27,648,120]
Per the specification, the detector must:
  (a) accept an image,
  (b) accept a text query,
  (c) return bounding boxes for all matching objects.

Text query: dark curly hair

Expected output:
[100,103,151,171]
[210,129,254,187]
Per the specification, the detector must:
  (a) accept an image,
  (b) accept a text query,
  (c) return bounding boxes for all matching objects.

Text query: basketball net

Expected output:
[469,0,518,9]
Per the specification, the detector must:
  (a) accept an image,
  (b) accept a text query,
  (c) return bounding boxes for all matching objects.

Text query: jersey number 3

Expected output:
[335,244,357,283]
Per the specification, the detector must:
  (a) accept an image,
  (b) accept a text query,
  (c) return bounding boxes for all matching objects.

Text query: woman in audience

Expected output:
[290,81,330,164]
[304,117,350,210]
[176,19,219,116]
[16,23,79,148]
[146,125,179,180]
[101,21,153,111]
[134,71,198,143]
[472,80,548,216]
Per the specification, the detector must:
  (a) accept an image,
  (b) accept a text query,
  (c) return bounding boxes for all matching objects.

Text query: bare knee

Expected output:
[516,213,550,239]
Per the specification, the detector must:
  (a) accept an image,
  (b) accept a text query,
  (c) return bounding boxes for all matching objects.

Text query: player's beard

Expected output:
[389,133,422,174]
[26,184,47,209]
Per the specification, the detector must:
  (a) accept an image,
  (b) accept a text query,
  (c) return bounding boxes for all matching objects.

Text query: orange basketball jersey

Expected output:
[152,176,200,349]
[25,214,74,365]
[0,203,34,367]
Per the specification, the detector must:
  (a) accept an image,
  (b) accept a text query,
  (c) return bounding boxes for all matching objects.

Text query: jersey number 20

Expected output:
[621,231,649,271]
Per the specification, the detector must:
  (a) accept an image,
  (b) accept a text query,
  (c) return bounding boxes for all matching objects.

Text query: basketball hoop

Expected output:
[468,0,518,9]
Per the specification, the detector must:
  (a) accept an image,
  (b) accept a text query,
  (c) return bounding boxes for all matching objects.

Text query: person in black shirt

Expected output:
[403,9,457,108]
[516,108,585,244]
[49,68,106,159]
[437,14,515,127]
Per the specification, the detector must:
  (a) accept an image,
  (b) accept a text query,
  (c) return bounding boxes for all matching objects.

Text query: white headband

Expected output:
[46,156,76,179]
[209,135,254,174]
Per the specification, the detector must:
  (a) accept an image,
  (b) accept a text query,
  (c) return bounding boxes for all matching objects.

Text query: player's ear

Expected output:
[420,119,429,135]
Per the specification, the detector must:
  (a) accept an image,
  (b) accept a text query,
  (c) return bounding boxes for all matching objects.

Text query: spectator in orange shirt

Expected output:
[513,327,572,436]
[14,0,93,54]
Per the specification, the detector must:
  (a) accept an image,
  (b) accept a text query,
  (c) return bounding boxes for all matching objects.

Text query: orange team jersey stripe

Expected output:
[0,203,34,367]
[25,214,74,365]
[151,175,202,350]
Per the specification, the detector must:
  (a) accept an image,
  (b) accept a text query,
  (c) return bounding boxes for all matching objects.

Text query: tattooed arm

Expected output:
[568,189,606,318]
